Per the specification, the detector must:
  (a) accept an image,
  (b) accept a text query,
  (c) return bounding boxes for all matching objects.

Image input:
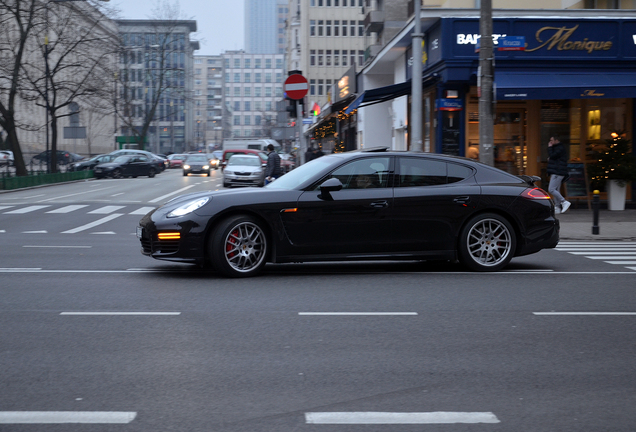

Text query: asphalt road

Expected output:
[1,169,635,431]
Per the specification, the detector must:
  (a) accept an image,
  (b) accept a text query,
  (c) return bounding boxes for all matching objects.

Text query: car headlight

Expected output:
[183,164,190,169]
[203,165,210,169]
[166,197,210,218]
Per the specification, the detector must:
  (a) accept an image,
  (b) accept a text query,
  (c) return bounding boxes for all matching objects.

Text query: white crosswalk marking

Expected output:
[46,205,89,214]
[62,214,123,234]
[4,205,50,214]
[0,206,15,211]
[128,206,155,215]
[89,205,125,214]
[556,241,636,271]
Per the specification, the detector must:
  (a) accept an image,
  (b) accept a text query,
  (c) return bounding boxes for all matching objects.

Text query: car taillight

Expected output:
[521,187,551,200]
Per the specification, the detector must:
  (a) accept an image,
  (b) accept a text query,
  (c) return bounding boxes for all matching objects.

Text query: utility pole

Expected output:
[410,0,423,152]
[478,0,494,166]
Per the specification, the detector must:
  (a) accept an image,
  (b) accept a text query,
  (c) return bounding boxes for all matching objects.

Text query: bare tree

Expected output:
[0,0,41,176]
[0,0,116,175]
[115,1,197,154]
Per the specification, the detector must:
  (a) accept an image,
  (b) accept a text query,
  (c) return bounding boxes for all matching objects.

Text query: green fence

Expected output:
[0,170,93,190]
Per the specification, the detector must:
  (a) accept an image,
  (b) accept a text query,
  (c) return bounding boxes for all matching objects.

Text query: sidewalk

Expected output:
[556,207,636,241]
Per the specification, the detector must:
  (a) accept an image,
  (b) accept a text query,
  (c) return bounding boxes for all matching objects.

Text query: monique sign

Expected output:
[526,25,613,54]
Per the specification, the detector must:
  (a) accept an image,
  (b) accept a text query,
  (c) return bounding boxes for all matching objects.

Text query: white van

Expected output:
[222,139,281,153]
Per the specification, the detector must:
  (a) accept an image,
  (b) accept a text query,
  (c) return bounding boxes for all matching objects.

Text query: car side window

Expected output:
[398,157,447,187]
[327,157,391,190]
[139,156,149,162]
[447,163,474,184]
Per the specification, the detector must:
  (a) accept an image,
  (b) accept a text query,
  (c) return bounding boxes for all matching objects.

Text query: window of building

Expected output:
[234,58,241,68]
[310,79,316,96]
[342,50,348,66]
[318,50,324,66]
[255,100,262,110]
[265,58,272,68]
[255,58,262,68]
[276,58,283,68]
[255,73,262,83]
[265,72,272,83]
[233,115,240,125]
[255,115,262,125]
[334,20,340,36]
[234,101,240,111]
[195,69,202,75]
[234,73,240,82]
[244,86,251,96]
[334,50,340,66]
[255,87,262,97]
[326,20,332,36]
[358,21,364,36]
[318,20,324,36]
[265,86,272,97]
[342,20,347,37]
[195,58,202,64]
[310,20,316,36]
[326,50,332,66]
[310,50,316,66]
[245,58,251,68]
[276,72,282,83]
[318,79,324,96]
[350,21,356,36]
[358,50,364,66]
[244,101,251,111]
[244,115,251,125]
[265,101,272,111]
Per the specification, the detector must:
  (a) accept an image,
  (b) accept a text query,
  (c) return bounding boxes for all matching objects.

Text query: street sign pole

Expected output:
[284,73,309,165]
[297,101,306,164]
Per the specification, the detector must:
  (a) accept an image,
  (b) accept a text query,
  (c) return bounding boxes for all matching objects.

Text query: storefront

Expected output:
[422,13,636,196]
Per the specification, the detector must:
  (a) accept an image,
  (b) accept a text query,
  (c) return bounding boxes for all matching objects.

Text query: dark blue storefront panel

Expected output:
[620,21,636,58]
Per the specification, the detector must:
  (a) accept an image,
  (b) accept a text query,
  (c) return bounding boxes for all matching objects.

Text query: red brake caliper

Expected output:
[226,229,239,258]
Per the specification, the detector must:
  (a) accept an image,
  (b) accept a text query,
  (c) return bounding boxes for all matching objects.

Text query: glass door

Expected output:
[494,109,527,176]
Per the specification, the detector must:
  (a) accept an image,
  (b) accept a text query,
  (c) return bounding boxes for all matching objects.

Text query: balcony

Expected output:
[364,10,385,34]
[364,44,383,62]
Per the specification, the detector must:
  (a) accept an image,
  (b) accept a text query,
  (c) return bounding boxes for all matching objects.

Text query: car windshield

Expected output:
[169,154,185,160]
[228,156,260,167]
[113,156,131,163]
[266,155,338,190]
[187,156,208,163]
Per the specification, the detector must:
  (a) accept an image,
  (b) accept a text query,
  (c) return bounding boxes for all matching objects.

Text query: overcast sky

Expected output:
[111,0,245,56]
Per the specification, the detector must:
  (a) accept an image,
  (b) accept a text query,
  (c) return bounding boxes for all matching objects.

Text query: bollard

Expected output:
[592,189,600,235]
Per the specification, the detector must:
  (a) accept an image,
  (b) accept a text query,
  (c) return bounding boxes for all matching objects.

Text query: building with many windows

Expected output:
[222,51,286,138]
[116,19,198,154]
[193,55,231,150]
[287,0,367,110]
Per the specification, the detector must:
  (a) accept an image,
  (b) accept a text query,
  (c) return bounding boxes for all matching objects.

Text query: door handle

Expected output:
[453,196,470,204]
[370,200,388,208]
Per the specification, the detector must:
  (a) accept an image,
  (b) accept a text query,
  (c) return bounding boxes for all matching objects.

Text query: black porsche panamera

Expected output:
[137,148,559,277]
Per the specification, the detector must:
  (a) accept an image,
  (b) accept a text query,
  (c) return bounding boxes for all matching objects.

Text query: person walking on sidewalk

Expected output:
[264,144,282,185]
[547,135,571,214]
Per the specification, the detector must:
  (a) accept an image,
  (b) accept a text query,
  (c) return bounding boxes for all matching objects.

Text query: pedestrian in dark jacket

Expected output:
[264,144,282,184]
[547,135,571,213]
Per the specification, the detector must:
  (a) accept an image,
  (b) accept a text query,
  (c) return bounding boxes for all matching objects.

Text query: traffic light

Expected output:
[286,98,297,118]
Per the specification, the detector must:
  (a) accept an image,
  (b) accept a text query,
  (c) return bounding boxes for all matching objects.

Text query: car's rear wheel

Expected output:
[209,216,268,278]
[458,213,516,272]
[111,169,122,179]
[148,168,156,178]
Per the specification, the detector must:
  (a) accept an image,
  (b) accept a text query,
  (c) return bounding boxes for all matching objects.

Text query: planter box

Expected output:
[607,179,628,211]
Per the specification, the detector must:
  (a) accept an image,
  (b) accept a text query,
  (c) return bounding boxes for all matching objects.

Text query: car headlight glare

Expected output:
[183,164,190,169]
[203,165,210,169]
[167,197,210,218]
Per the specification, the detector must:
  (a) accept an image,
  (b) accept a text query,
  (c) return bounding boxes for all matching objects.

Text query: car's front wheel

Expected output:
[458,213,516,272]
[148,168,156,178]
[209,216,268,278]
[111,169,122,179]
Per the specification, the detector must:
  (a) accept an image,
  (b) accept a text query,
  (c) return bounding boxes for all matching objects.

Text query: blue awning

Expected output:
[496,72,636,100]
[345,74,439,114]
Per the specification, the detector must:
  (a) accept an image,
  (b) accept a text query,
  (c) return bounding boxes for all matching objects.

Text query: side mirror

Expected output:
[319,178,343,200]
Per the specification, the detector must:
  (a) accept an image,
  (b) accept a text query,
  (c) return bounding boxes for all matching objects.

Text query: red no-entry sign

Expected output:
[284,74,308,100]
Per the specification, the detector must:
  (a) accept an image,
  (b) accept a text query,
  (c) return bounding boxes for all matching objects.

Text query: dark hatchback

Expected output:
[94,155,158,179]
[183,154,211,176]
[137,148,559,277]
[69,154,116,171]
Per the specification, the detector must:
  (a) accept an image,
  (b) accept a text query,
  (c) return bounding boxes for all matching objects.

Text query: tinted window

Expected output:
[398,157,447,187]
[447,163,474,183]
[327,157,390,190]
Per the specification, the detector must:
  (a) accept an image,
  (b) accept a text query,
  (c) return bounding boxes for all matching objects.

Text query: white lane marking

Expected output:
[4,205,50,214]
[0,206,14,211]
[61,214,123,234]
[558,242,636,245]
[0,230,5,233]
[111,193,125,197]
[91,231,116,235]
[557,248,636,251]
[605,261,636,265]
[23,245,91,249]
[567,251,636,255]
[22,230,48,234]
[0,411,136,424]
[149,185,196,203]
[584,256,636,260]
[304,412,500,424]
[506,269,553,272]
[88,205,125,214]
[23,194,47,199]
[46,205,89,214]
[0,268,43,271]
[534,312,636,316]
[60,312,180,315]
[36,187,115,202]
[128,206,155,215]
[299,312,417,316]
[628,267,636,271]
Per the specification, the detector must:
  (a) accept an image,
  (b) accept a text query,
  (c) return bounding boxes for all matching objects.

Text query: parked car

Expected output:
[94,155,158,179]
[167,154,186,169]
[69,154,116,171]
[0,150,14,166]
[183,154,211,176]
[223,154,265,188]
[137,148,559,278]
[31,150,84,165]
[109,149,165,172]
